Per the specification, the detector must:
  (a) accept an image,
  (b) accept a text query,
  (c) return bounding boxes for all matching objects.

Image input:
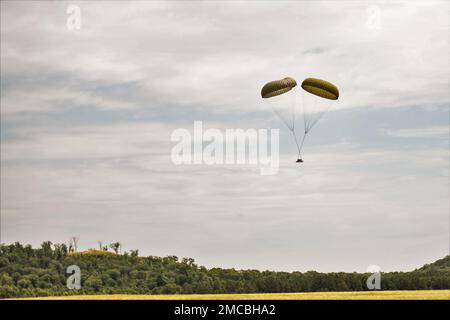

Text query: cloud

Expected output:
[1,1,449,118]
[380,126,450,138]
[1,121,448,271]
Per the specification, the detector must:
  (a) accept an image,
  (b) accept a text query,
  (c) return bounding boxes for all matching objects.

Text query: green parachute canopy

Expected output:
[261,76,340,162]
[261,77,297,99]
[301,78,339,100]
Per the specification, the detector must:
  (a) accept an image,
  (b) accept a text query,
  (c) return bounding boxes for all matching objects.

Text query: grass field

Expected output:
[13,290,449,300]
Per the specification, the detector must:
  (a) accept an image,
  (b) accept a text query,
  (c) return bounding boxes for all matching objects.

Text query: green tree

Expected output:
[109,242,121,254]
[84,275,103,291]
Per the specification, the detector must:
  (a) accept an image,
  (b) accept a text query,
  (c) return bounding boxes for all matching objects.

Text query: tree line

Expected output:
[0,241,448,298]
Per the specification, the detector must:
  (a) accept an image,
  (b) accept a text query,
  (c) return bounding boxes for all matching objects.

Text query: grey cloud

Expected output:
[2,1,449,117]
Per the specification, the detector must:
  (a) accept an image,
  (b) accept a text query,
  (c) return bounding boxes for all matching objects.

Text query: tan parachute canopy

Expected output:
[261,77,297,99]
[301,78,339,100]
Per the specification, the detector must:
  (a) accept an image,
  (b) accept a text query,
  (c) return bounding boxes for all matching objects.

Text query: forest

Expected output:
[0,241,448,298]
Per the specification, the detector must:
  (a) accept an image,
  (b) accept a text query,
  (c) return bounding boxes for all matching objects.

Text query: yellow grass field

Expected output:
[12,290,450,300]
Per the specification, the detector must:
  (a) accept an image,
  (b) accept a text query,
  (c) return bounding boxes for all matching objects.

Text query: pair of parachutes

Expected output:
[261,77,339,162]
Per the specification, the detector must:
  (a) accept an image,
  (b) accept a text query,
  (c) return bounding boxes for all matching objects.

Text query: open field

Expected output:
[12,290,450,300]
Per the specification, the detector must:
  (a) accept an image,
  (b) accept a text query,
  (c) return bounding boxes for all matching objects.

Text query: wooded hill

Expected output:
[0,242,448,298]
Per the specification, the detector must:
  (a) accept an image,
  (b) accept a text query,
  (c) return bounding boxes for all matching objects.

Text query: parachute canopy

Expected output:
[301,78,339,100]
[261,77,297,99]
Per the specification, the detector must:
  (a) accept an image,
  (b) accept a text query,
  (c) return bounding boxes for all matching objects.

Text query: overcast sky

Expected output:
[1,1,449,272]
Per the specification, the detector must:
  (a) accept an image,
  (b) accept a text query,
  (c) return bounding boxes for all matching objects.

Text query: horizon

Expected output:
[2,240,447,274]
